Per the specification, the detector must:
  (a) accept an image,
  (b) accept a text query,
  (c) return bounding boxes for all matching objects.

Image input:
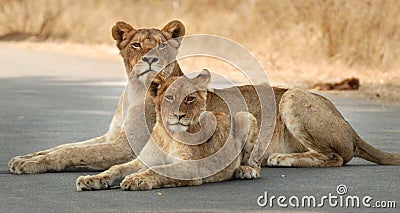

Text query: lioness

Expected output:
[9,20,399,178]
[8,20,185,174]
[76,70,261,191]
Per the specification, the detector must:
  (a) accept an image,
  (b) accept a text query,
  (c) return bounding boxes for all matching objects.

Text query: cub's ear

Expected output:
[161,20,185,42]
[192,69,211,89]
[149,75,166,99]
[112,21,135,50]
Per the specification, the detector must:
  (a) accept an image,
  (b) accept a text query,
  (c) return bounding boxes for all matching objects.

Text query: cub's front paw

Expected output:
[9,158,47,174]
[234,165,260,179]
[267,153,293,167]
[76,175,111,191]
[120,174,154,191]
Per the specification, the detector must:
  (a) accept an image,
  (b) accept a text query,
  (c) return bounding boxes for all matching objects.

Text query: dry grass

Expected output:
[1,0,400,70]
[1,0,400,104]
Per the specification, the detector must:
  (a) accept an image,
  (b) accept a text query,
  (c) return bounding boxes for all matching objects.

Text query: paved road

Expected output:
[0,46,399,212]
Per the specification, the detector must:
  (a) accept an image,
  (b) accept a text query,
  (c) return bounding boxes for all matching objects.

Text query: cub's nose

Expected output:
[173,113,186,120]
[142,56,159,64]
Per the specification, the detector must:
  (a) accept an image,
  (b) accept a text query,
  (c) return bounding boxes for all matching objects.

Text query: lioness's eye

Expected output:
[165,95,174,102]
[186,96,196,103]
[131,42,141,49]
[158,43,167,49]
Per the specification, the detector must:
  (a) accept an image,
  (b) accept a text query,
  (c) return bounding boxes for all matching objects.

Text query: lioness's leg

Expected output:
[9,135,134,174]
[267,151,343,167]
[232,112,261,179]
[9,96,127,173]
[269,89,355,167]
[76,158,144,191]
[8,135,108,166]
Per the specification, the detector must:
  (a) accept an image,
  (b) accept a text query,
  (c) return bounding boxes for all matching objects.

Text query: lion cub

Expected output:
[76,69,260,191]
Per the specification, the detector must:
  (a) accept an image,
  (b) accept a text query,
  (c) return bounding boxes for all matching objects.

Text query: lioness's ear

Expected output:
[161,20,185,41]
[149,75,166,99]
[192,69,211,89]
[112,21,135,50]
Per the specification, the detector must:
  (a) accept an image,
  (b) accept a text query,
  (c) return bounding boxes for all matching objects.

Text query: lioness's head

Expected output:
[112,20,185,80]
[150,69,211,133]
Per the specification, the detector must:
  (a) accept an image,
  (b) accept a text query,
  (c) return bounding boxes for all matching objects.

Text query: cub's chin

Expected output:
[167,124,188,133]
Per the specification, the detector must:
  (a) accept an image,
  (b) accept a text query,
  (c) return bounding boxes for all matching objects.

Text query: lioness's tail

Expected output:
[355,137,400,165]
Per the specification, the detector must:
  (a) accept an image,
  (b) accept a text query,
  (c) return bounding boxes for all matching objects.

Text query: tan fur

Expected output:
[263,88,400,167]
[76,71,260,191]
[8,20,185,174]
[9,20,399,177]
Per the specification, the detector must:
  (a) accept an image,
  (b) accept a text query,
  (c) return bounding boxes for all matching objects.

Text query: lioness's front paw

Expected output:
[267,153,293,167]
[234,165,260,179]
[120,174,154,191]
[8,156,24,169]
[76,175,111,191]
[9,158,47,174]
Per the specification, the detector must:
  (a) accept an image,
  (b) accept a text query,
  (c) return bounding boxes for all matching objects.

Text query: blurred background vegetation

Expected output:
[1,0,399,71]
[1,0,400,105]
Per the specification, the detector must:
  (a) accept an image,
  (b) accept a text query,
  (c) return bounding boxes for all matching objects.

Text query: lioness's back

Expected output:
[206,85,287,127]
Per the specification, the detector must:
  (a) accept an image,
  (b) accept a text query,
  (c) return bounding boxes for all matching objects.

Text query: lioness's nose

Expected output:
[173,113,186,120]
[142,56,159,64]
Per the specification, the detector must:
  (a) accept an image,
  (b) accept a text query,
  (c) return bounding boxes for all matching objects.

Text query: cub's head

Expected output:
[112,20,185,80]
[150,70,211,133]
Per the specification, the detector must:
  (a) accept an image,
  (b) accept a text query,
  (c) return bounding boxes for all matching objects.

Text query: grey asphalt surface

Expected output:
[0,46,399,212]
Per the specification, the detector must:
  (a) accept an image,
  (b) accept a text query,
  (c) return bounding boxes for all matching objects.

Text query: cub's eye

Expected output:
[165,95,174,102]
[131,42,141,49]
[186,96,196,103]
[158,43,167,49]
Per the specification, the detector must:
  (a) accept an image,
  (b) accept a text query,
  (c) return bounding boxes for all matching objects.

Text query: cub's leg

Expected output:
[9,133,134,174]
[120,165,202,191]
[76,137,165,191]
[234,164,261,179]
[232,112,261,180]
[76,158,144,191]
[267,89,354,167]
[120,143,202,190]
